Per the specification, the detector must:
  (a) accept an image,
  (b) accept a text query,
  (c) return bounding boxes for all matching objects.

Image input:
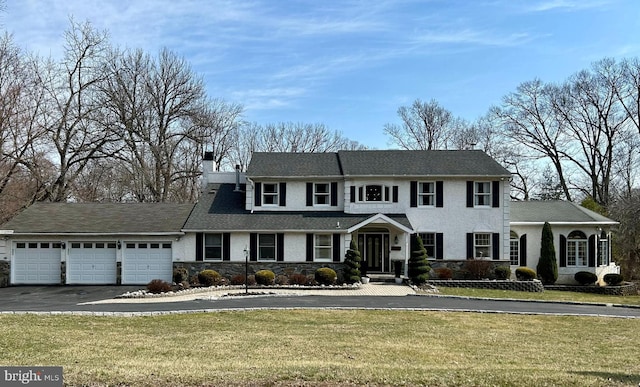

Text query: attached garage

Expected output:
[122,242,173,285]
[67,242,117,284]
[12,242,62,284]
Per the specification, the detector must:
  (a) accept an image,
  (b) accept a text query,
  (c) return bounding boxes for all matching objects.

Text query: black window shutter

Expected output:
[436,233,444,260]
[254,183,262,207]
[466,233,474,259]
[350,186,356,203]
[492,181,500,208]
[520,234,527,266]
[588,235,596,267]
[392,186,399,203]
[333,234,341,262]
[306,234,314,262]
[195,233,203,261]
[250,233,257,261]
[559,234,567,267]
[492,233,500,260]
[436,181,444,208]
[331,182,338,206]
[384,186,390,201]
[466,181,474,207]
[306,183,313,206]
[358,186,363,201]
[279,183,286,206]
[410,181,417,207]
[223,233,231,261]
[276,233,285,261]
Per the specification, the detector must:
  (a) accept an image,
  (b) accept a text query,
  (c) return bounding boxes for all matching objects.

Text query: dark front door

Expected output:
[358,233,389,273]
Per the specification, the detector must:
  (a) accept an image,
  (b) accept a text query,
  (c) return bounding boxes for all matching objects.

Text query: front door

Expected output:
[358,234,390,273]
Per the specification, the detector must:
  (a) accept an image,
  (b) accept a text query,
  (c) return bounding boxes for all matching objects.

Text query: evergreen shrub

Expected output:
[198,269,222,286]
[515,267,536,281]
[315,267,337,285]
[494,266,511,280]
[574,271,597,285]
[603,273,624,286]
[255,270,275,285]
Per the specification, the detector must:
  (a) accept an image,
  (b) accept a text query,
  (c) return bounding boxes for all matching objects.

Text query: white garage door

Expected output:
[12,242,62,284]
[67,242,117,284]
[122,242,173,285]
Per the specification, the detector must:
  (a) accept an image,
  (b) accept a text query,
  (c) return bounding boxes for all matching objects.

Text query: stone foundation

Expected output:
[174,262,346,282]
[427,279,545,292]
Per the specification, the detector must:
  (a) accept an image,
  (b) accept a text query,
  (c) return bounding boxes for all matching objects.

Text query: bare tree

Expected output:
[609,189,640,279]
[493,79,574,201]
[384,99,455,150]
[35,20,119,202]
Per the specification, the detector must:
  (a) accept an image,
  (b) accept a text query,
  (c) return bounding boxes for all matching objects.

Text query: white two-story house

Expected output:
[181,150,513,277]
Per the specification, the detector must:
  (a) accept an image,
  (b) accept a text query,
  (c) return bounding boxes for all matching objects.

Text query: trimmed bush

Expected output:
[537,222,558,284]
[147,279,172,294]
[173,267,189,284]
[315,267,337,286]
[198,269,222,287]
[255,270,275,285]
[515,267,536,281]
[343,239,362,284]
[464,260,492,279]
[603,273,624,286]
[494,266,511,280]
[434,267,453,280]
[574,271,597,285]
[408,234,430,285]
[230,274,245,285]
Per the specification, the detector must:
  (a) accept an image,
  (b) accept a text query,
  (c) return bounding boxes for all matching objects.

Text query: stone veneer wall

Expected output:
[174,262,346,282]
[429,260,512,279]
[0,261,9,287]
[545,283,637,296]
[427,279,545,292]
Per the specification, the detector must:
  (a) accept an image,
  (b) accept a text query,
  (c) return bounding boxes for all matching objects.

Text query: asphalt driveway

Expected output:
[1,285,640,318]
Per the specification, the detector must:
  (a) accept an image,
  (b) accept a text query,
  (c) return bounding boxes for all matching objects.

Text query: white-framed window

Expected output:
[474,182,491,206]
[418,233,436,258]
[205,233,222,261]
[474,233,491,259]
[418,182,435,206]
[314,183,330,206]
[598,238,609,266]
[567,230,587,267]
[365,185,383,201]
[314,234,332,261]
[509,230,519,265]
[258,234,276,261]
[262,183,279,206]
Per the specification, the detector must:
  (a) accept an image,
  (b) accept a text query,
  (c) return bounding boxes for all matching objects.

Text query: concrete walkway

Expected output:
[85,282,416,304]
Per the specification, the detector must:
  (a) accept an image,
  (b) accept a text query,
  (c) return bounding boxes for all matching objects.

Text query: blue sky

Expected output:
[3,0,639,149]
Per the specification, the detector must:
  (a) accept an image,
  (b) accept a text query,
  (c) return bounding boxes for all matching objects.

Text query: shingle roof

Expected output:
[1,203,195,234]
[337,150,511,177]
[510,201,618,224]
[247,152,342,177]
[183,184,412,231]
[246,150,511,178]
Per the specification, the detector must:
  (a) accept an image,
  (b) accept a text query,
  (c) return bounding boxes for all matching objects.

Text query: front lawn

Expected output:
[1,310,639,386]
[432,287,640,305]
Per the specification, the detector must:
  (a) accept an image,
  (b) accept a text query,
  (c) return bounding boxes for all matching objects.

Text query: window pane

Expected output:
[263,184,278,193]
[315,234,332,246]
[259,234,276,260]
[205,247,222,260]
[474,233,491,259]
[315,184,329,194]
[419,182,434,193]
[510,240,519,265]
[365,185,382,201]
[205,234,222,245]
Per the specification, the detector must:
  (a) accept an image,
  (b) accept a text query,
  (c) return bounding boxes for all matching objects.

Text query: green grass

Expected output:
[432,286,640,305]
[1,311,639,386]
